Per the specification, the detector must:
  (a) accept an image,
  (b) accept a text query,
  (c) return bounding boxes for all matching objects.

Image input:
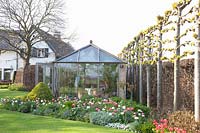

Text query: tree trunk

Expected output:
[157,26,163,111]
[22,48,31,90]
[173,9,181,112]
[147,37,151,107]
[194,0,200,122]
[139,48,143,104]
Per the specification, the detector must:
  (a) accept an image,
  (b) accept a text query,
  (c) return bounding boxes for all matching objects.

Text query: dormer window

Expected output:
[31,47,48,58]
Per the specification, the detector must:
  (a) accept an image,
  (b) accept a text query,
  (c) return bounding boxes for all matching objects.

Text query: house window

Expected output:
[31,48,48,58]
[4,69,12,80]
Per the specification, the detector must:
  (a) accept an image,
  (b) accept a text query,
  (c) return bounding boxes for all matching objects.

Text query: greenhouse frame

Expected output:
[35,43,126,98]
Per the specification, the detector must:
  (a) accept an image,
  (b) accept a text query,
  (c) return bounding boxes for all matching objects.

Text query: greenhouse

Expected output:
[36,43,125,98]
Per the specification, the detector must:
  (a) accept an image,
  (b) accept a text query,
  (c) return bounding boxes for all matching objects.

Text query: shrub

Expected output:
[110,97,123,103]
[89,111,118,126]
[0,85,9,89]
[168,111,200,132]
[8,84,26,91]
[61,109,75,120]
[18,101,36,113]
[135,121,154,133]
[127,121,140,132]
[27,82,53,100]
[81,95,94,102]
[32,106,46,116]
[2,98,21,111]
[64,101,73,109]
[43,103,61,116]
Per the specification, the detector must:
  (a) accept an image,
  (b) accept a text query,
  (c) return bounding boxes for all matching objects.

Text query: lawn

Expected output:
[0,89,131,133]
[0,89,28,98]
[0,109,130,133]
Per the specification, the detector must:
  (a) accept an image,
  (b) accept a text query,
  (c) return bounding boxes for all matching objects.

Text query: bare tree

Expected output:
[0,0,66,87]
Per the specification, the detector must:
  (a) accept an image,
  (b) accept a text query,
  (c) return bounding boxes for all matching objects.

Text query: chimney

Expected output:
[90,40,93,44]
[54,31,61,39]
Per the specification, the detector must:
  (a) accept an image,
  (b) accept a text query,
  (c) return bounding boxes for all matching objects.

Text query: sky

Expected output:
[65,0,177,56]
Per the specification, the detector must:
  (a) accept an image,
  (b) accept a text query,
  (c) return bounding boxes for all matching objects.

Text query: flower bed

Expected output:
[0,96,151,132]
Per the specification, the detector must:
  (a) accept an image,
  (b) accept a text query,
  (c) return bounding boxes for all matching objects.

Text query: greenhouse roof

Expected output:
[55,43,125,63]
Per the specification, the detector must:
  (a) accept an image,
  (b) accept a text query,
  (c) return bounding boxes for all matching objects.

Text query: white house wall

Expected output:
[0,51,17,71]
[0,41,56,80]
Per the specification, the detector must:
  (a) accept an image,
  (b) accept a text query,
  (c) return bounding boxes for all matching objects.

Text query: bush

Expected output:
[2,98,21,111]
[168,111,200,132]
[0,85,9,89]
[43,103,61,116]
[80,95,94,102]
[89,111,118,126]
[135,121,154,133]
[110,97,123,103]
[18,101,36,113]
[8,84,26,91]
[27,82,53,100]
[64,101,73,109]
[61,109,75,120]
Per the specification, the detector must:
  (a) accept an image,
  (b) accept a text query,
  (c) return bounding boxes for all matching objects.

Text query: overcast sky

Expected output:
[66,0,177,55]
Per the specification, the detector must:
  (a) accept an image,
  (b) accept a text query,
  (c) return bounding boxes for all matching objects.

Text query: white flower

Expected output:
[134,116,139,120]
[102,108,105,111]
[109,113,112,116]
[142,114,145,117]
[138,113,141,116]
[120,112,124,115]
[137,109,142,112]
[122,106,126,110]
[62,105,65,108]
[118,105,121,107]
[86,106,90,109]
[111,107,115,109]
[41,100,43,103]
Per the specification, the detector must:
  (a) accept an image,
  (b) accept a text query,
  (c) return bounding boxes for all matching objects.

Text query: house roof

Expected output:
[37,29,75,58]
[0,29,75,58]
[0,30,20,51]
[55,43,125,64]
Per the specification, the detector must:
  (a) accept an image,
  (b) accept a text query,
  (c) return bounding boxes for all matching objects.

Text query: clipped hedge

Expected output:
[27,82,53,100]
[8,84,26,91]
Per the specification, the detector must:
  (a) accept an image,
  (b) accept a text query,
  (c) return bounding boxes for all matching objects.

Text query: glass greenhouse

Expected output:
[37,43,125,98]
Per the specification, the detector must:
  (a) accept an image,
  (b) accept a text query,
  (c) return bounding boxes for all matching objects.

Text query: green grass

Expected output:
[0,109,130,133]
[0,89,28,98]
[0,89,130,133]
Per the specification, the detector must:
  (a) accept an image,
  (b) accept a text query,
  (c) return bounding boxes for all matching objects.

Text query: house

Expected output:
[0,30,75,82]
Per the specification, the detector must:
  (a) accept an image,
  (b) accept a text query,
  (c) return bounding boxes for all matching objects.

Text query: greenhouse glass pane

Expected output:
[79,46,98,62]
[100,50,122,62]
[58,52,78,62]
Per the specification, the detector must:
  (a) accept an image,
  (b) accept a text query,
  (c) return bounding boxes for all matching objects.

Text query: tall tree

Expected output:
[146,35,151,107]
[172,0,191,111]
[194,0,200,122]
[139,34,144,104]
[0,0,66,87]
[156,16,164,111]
